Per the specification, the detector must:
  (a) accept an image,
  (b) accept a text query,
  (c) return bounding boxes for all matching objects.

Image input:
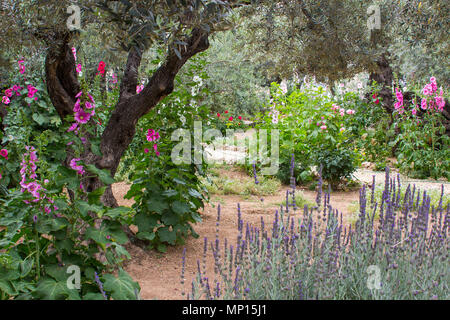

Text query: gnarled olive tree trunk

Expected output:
[43,29,209,209]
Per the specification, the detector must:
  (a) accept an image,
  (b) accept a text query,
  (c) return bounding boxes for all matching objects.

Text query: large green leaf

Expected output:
[102,269,140,300]
[158,227,176,245]
[146,198,168,214]
[88,186,107,204]
[171,201,190,215]
[34,277,80,300]
[161,211,179,225]
[85,227,109,245]
[86,164,116,185]
[104,206,131,219]
[134,212,159,232]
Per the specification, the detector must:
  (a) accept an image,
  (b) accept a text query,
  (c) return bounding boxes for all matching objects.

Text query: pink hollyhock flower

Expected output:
[229,116,233,121]
[72,47,77,61]
[5,88,12,97]
[155,151,160,157]
[217,113,220,117]
[88,93,95,104]
[153,144,158,151]
[146,129,155,142]
[423,84,433,96]
[74,109,91,124]
[320,125,327,130]
[238,116,242,120]
[412,109,417,116]
[0,172,2,180]
[225,110,228,114]
[76,64,82,73]
[0,149,8,159]
[85,101,94,109]
[26,181,41,195]
[27,85,37,98]
[316,122,320,126]
[73,99,81,112]
[75,91,83,98]
[67,122,78,132]
[144,148,149,153]
[2,96,10,105]
[19,65,25,74]
[70,158,85,175]
[69,158,81,169]
[136,85,144,94]
[421,98,427,110]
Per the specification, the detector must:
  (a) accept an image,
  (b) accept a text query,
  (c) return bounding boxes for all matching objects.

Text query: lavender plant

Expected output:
[186,166,449,300]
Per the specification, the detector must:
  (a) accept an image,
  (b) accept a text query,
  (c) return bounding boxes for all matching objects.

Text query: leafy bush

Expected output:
[253,82,363,187]
[392,78,449,180]
[314,148,357,189]
[0,58,139,300]
[0,148,139,300]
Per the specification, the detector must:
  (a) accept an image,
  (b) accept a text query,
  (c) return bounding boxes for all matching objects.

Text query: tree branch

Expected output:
[98,28,210,171]
[119,45,142,100]
[43,31,80,119]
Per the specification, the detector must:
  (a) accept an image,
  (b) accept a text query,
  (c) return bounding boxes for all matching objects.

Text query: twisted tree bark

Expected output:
[42,29,209,246]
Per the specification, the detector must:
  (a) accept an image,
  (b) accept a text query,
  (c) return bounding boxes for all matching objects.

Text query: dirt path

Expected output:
[354,167,450,195]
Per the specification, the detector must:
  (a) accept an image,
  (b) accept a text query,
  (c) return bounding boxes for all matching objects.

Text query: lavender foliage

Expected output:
[187,168,449,300]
